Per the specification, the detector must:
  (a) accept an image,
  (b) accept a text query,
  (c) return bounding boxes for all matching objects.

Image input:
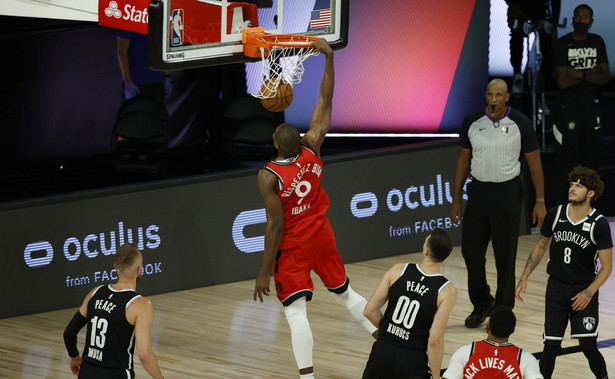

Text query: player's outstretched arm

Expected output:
[254,169,284,302]
[515,235,550,302]
[301,39,334,157]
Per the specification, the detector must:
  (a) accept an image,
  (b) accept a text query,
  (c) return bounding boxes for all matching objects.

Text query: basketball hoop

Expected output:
[242,27,321,99]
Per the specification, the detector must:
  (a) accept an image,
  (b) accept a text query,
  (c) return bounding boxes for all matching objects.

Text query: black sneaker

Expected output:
[464,302,496,328]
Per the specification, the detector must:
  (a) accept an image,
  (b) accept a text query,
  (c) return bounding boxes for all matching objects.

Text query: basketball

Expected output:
[260,80,294,112]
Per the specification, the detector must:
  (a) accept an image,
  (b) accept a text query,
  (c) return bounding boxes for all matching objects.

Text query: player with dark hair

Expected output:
[63,243,164,378]
[442,306,542,378]
[253,39,377,379]
[362,228,457,379]
[516,166,612,379]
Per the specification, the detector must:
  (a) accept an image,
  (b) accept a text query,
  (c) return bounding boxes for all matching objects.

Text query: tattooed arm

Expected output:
[515,235,551,302]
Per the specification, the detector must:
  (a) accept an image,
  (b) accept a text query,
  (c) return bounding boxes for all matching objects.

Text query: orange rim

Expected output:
[257,34,321,48]
[242,27,320,57]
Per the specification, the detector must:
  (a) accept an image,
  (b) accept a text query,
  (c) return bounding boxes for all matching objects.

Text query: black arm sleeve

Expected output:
[63,311,87,358]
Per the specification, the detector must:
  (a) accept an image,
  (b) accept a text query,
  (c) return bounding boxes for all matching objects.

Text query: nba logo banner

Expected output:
[171,9,184,46]
[98,0,150,34]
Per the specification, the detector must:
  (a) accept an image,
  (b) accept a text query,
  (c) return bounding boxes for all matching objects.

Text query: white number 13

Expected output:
[89,316,108,349]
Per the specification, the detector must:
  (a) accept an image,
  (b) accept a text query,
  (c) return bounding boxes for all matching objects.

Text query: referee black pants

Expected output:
[461,177,522,309]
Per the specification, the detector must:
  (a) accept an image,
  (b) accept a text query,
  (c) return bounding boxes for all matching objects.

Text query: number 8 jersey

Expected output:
[542,204,613,284]
[83,284,142,371]
[379,263,451,349]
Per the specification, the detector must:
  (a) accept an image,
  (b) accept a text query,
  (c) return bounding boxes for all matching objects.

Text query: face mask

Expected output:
[573,22,591,34]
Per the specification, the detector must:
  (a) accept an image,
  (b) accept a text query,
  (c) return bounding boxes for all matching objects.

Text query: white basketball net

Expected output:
[252,37,320,99]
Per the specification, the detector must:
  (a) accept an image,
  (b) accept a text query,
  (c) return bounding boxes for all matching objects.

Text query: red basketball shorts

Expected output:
[273,218,348,306]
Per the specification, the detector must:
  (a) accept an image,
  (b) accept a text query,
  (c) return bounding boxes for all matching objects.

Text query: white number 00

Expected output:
[391,296,420,329]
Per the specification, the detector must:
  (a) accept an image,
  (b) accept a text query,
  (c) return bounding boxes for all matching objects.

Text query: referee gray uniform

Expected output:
[460,106,540,309]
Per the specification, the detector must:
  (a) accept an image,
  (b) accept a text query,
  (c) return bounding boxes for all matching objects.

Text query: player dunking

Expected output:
[253,39,377,379]
[516,166,612,379]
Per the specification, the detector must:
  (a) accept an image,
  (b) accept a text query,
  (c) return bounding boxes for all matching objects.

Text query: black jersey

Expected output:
[378,263,451,350]
[542,204,613,284]
[83,285,142,371]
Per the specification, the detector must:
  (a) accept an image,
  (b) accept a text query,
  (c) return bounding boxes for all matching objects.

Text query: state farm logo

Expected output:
[104,1,122,18]
[102,0,149,24]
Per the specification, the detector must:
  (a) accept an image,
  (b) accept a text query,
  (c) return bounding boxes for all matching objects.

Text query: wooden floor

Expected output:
[1,229,614,378]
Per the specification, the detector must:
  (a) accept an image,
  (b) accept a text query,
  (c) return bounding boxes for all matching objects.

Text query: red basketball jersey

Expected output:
[463,340,523,379]
[264,145,329,249]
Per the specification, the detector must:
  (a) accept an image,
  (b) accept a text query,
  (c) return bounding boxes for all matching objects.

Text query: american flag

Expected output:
[310,8,331,29]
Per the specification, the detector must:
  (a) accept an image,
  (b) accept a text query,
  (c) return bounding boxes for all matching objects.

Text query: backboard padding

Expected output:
[148,0,348,70]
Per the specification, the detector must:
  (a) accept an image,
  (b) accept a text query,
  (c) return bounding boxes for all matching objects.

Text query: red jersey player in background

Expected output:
[253,38,377,379]
[442,306,542,379]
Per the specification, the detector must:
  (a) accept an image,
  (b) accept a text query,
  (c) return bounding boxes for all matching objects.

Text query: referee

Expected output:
[450,78,547,328]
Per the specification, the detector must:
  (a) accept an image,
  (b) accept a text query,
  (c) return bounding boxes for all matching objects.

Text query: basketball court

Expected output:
[1,1,615,378]
[1,225,614,378]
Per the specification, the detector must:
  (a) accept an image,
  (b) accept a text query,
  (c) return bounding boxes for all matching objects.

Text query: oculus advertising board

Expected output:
[1,141,487,318]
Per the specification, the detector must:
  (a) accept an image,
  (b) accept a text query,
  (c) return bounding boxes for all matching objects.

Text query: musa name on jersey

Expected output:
[542,204,613,284]
[83,285,141,371]
[379,263,450,349]
[264,145,329,249]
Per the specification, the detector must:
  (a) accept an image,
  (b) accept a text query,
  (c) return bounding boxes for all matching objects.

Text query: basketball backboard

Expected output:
[148,0,348,70]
